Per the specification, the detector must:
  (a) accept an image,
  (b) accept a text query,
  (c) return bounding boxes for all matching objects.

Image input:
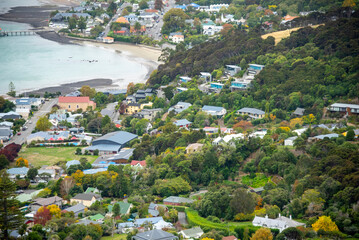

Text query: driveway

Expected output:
[178,212,188,225]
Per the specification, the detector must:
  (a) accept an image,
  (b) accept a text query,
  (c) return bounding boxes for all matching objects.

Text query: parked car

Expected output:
[17,132,21,136]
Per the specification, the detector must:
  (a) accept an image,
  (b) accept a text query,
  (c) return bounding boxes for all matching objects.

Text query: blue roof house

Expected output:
[248,64,265,71]
[86,131,138,155]
[7,167,29,179]
[202,105,227,117]
[174,119,192,128]
[179,76,192,83]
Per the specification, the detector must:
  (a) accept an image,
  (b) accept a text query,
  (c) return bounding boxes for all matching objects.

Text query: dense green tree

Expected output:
[162,9,188,34]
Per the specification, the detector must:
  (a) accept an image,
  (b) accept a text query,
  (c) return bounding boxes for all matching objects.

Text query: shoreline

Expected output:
[0,3,162,96]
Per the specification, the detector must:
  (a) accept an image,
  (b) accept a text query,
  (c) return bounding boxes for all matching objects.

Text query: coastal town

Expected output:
[0,0,359,239]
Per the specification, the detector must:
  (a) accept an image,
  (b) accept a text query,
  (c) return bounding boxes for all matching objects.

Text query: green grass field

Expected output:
[18,146,98,167]
[101,234,127,240]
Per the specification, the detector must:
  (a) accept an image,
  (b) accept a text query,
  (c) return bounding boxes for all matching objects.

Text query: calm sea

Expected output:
[0,1,147,94]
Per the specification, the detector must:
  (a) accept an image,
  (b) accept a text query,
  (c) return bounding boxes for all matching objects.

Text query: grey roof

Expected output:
[168,102,192,113]
[226,65,241,69]
[237,107,265,115]
[174,119,192,126]
[15,98,39,106]
[64,203,86,213]
[181,227,203,238]
[277,216,306,228]
[133,229,177,240]
[0,121,13,127]
[72,193,101,201]
[107,148,134,161]
[33,196,62,206]
[202,105,225,112]
[163,196,194,204]
[27,131,70,141]
[7,167,29,175]
[0,111,21,119]
[53,12,91,19]
[75,219,99,225]
[93,131,138,146]
[293,108,305,116]
[129,103,141,107]
[83,168,107,174]
[118,222,135,228]
[0,127,12,137]
[286,136,298,141]
[314,133,339,140]
[66,160,81,168]
[149,209,160,217]
[330,103,359,109]
[134,217,164,226]
[86,144,121,152]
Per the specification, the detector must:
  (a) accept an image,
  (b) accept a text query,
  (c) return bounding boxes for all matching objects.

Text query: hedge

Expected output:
[165,205,186,212]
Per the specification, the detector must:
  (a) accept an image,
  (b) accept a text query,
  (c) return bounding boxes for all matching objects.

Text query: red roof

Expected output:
[131,160,146,167]
[59,96,91,103]
[145,9,158,13]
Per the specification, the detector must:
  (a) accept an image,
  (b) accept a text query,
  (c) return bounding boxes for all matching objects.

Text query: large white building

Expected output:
[252,215,305,232]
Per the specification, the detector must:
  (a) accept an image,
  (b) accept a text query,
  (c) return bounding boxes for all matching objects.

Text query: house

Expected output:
[0,127,12,142]
[186,143,204,154]
[252,214,305,232]
[163,196,194,206]
[168,32,182,41]
[131,160,146,168]
[203,127,219,135]
[86,131,138,155]
[51,12,91,22]
[75,219,99,225]
[105,148,134,164]
[66,160,81,168]
[134,217,164,227]
[126,95,136,103]
[172,34,184,43]
[237,108,265,119]
[16,189,43,203]
[132,229,178,240]
[328,103,359,116]
[83,168,107,174]
[248,64,265,74]
[58,96,96,112]
[26,131,70,144]
[36,169,56,181]
[0,111,21,120]
[176,87,188,93]
[281,15,299,24]
[210,83,224,92]
[148,203,168,217]
[311,133,339,141]
[118,222,135,233]
[180,227,204,239]
[179,76,191,83]
[168,102,192,114]
[70,193,102,207]
[225,65,241,76]
[124,13,138,22]
[293,128,307,136]
[153,219,174,230]
[85,187,100,194]
[30,196,63,212]
[103,37,114,43]
[7,167,29,179]
[49,113,67,126]
[174,119,192,128]
[223,236,237,240]
[249,129,267,139]
[249,187,264,195]
[202,105,227,117]
[126,103,142,114]
[292,107,305,117]
[114,27,130,35]
[62,203,86,216]
[136,108,162,121]
[89,213,105,222]
[108,201,132,216]
[202,24,223,36]
[116,16,129,24]
[284,136,297,146]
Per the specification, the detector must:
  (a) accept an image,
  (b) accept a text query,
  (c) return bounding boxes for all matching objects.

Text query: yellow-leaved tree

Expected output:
[342,0,356,8]
[251,228,273,240]
[303,114,316,126]
[312,216,339,232]
[289,118,303,129]
[72,170,85,185]
[48,204,61,218]
[16,157,29,167]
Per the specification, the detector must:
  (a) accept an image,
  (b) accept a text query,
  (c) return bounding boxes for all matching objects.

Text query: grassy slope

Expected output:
[101,234,127,240]
[17,146,98,167]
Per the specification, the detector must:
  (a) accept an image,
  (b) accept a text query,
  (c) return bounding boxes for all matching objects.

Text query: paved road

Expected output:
[6,99,58,146]
[100,102,119,122]
[104,2,131,38]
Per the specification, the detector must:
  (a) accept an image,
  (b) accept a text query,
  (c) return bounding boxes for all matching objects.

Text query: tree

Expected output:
[72,170,85,184]
[221,23,233,35]
[60,177,75,196]
[36,116,52,131]
[155,0,163,10]
[122,8,129,16]
[139,0,148,9]
[251,228,273,240]
[90,25,105,37]
[27,168,38,180]
[68,17,77,30]
[162,9,188,34]
[312,216,339,232]
[48,205,61,218]
[230,189,256,214]
[0,155,9,170]
[233,121,252,132]
[113,203,121,216]
[127,82,136,95]
[0,170,24,240]
[34,206,52,226]
[78,17,87,32]
[276,227,303,240]
[134,21,142,33]
[15,157,29,167]
[80,85,96,98]
[342,0,356,8]
[302,114,316,126]
[346,129,355,141]
[7,82,16,97]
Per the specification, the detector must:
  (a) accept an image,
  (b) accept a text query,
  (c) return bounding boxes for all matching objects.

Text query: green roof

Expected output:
[108,201,131,215]
[16,189,43,203]
[89,213,104,221]
[85,187,98,194]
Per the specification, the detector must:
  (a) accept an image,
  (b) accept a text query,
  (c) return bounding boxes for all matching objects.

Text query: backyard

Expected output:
[17,146,98,167]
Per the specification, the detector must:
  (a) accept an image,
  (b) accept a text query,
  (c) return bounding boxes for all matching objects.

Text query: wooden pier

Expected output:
[0,29,53,37]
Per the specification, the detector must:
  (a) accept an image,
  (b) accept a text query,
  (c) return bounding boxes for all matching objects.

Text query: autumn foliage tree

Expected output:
[48,204,61,218]
[221,23,233,35]
[34,206,52,226]
[0,143,21,162]
[233,120,253,132]
[60,177,75,196]
[312,216,339,232]
[251,228,273,240]
[15,157,29,167]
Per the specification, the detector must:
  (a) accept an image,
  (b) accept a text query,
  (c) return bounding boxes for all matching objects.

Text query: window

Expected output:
[77,105,79,109]
[69,105,71,109]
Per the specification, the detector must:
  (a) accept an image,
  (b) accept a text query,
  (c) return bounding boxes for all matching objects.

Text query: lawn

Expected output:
[101,234,127,240]
[241,173,269,188]
[17,146,98,167]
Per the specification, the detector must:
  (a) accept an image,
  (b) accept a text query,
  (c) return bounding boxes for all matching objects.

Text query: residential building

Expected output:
[172,34,184,43]
[131,160,146,168]
[180,227,204,239]
[186,143,204,154]
[52,13,91,22]
[89,213,105,222]
[163,196,194,206]
[176,87,188,93]
[311,133,339,141]
[58,96,96,112]
[284,136,297,146]
[75,219,99,225]
[203,126,219,135]
[107,202,132,216]
[116,16,129,24]
[86,131,138,155]
[134,217,164,227]
[249,129,267,139]
[0,127,12,142]
[70,193,102,207]
[230,81,250,91]
[252,214,305,232]
[202,105,227,117]
[126,103,142,114]
[328,103,359,115]
[105,148,134,164]
[225,65,241,76]
[62,203,86,216]
[202,24,223,36]
[103,37,114,43]
[292,107,305,117]
[83,168,107,174]
[237,108,265,119]
[135,108,162,121]
[66,160,81,168]
[16,189,43,203]
[174,119,192,128]
[168,102,192,114]
[118,222,135,233]
[248,64,265,74]
[132,229,178,240]
[210,83,224,92]
[179,76,191,83]
[199,72,212,82]
[153,219,174,230]
[293,128,307,136]
[26,131,70,144]
[7,167,29,179]
[30,196,63,212]
[0,111,21,120]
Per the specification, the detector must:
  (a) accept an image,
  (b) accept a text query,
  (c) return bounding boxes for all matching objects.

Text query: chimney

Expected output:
[290,215,292,220]
[278,213,281,218]
[265,214,268,219]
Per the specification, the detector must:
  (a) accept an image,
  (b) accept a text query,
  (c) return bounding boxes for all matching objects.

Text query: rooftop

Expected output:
[133,229,177,240]
[237,107,265,115]
[59,96,92,103]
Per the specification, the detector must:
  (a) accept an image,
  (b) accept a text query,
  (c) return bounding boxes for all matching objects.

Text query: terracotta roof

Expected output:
[131,160,146,166]
[283,15,298,21]
[116,16,129,23]
[59,96,91,103]
[145,9,158,13]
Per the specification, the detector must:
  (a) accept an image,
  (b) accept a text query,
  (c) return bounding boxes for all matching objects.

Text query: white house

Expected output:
[203,24,223,36]
[180,227,204,239]
[202,105,227,117]
[284,136,297,146]
[172,34,184,43]
[252,214,305,232]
